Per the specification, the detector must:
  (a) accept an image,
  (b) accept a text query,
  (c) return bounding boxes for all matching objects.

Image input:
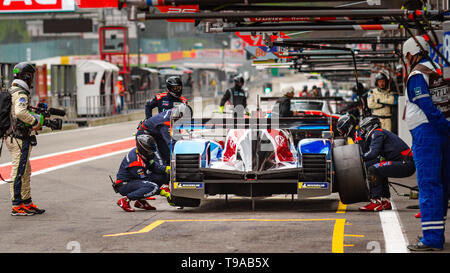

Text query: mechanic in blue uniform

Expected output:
[356,117,416,212]
[137,104,192,165]
[145,76,188,119]
[402,36,450,251]
[114,134,173,212]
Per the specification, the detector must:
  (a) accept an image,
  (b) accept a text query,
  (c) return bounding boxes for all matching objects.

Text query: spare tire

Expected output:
[171,195,201,207]
[333,144,369,204]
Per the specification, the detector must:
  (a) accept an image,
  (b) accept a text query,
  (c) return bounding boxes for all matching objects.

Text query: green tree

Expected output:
[0,20,30,44]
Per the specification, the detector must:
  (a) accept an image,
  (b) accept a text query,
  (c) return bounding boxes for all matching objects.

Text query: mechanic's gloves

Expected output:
[165,166,171,174]
[219,106,224,113]
[160,189,175,206]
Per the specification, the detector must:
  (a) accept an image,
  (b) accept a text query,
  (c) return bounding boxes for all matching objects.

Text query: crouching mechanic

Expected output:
[113,134,174,212]
[357,117,416,211]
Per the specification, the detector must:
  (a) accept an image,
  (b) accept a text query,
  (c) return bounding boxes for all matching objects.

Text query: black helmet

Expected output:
[359,116,381,140]
[337,114,357,137]
[136,134,157,162]
[170,103,192,122]
[375,72,389,89]
[13,62,36,87]
[166,76,183,97]
[233,74,244,86]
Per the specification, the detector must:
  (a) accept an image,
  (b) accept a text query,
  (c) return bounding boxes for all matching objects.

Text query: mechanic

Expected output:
[114,134,173,212]
[299,85,308,97]
[272,86,295,117]
[145,76,188,119]
[336,113,363,145]
[367,72,397,131]
[219,74,248,117]
[137,104,192,165]
[5,62,45,216]
[356,117,416,212]
[402,36,450,251]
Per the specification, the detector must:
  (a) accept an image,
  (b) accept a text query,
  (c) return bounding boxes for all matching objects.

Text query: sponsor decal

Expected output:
[174,182,203,189]
[298,182,328,189]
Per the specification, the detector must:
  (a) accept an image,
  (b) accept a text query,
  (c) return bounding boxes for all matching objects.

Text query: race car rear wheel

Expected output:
[333,144,369,204]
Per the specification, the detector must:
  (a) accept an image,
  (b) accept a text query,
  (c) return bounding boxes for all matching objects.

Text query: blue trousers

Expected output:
[366,160,416,199]
[411,123,450,249]
[118,180,159,201]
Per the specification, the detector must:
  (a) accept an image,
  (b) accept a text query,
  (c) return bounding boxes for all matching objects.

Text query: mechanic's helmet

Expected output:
[337,114,357,137]
[170,103,193,122]
[13,62,36,88]
[233,74,244,87]
[358,116,381,140]
[136,134,157,162]
[166,76,183,98]
[282,86,295,96]
[375,72,389,89]
[402,35,428,59]
[118,76,123,82]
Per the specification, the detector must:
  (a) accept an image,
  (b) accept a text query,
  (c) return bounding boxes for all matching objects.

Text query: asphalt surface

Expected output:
[0,119,449,255]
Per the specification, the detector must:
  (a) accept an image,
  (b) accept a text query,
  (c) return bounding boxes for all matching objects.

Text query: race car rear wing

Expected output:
[171,117,334,142]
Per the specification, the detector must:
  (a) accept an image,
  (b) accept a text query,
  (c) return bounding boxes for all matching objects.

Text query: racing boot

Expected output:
[11,204,35,216]
[134,199,156,210]
[117,197,135,212]
[359,198,383,212]
[25,202,46,214]
[381,198,392,210]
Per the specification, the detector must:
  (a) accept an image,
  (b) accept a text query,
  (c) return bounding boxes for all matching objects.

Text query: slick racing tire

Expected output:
[171,195,201,207]
[333,144,369,204]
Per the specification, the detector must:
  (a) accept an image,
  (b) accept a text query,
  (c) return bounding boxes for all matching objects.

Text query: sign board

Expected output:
[44,18,93,33]
[443,22,450,80]
[0,0,75,13]
[245,46,279,61]
[75,0,117,8]
[235,32,289,47]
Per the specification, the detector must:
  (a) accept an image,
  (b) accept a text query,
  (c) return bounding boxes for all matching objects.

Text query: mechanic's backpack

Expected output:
[0,88,12,158]
[0,88,11,139]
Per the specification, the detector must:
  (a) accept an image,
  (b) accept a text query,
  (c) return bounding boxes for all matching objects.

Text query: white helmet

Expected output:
[282,86,294,94]
[402,35,429,58]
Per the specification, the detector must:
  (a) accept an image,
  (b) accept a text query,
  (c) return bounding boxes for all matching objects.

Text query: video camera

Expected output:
[30,102,66,131]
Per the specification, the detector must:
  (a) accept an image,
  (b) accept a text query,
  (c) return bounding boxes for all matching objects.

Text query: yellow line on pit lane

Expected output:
[104,218,353,253]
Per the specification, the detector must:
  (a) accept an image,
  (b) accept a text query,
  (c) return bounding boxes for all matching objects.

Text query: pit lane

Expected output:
[0,120,448,253]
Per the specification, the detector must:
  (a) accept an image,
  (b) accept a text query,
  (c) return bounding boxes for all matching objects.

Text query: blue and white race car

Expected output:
[169,117,369,208]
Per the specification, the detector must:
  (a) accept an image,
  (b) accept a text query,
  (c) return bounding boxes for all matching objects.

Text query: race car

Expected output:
[168,117,370,208]
[262,96,345,144]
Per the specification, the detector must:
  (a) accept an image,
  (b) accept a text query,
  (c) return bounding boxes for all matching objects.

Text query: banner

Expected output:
[0,0,75,13]
[75,0,118,8]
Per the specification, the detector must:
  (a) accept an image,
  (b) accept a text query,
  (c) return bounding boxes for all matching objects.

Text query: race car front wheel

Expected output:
[333,144,369,204]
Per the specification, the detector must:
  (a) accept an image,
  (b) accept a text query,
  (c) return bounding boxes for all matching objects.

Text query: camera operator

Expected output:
[5,62,45,216]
